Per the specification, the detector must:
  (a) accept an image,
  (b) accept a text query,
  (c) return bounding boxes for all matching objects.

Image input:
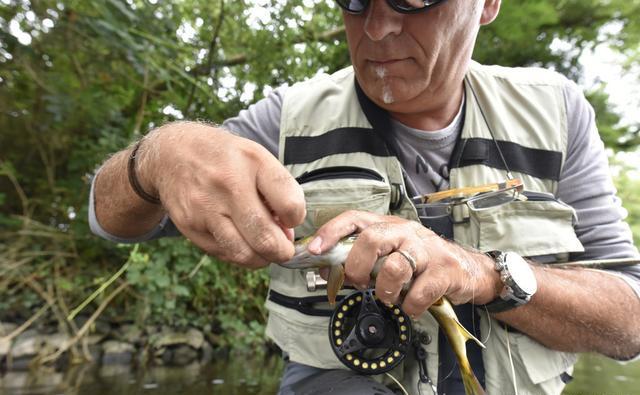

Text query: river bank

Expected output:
[1,320,284,394]
[0,321,227,371]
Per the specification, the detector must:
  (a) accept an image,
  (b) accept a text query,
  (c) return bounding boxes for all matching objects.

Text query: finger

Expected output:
[256,154,306,228]
[230,186,295,262]
[274,215,295,242]
[375,251,415,305]
[309,210,387,254]
[178,216,269,269]
[401,270,448,318]
[344,222,400,288]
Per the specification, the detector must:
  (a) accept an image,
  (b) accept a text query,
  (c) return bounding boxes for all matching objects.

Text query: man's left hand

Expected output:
[307,210,500,317]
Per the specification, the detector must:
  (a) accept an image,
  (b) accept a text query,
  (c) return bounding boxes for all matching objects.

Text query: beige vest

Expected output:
[266,63,585,395]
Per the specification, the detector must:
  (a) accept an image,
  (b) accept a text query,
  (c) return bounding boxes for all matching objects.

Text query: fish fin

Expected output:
[462,367,486,395]
[452,316,486,349]
[327,265,345,306]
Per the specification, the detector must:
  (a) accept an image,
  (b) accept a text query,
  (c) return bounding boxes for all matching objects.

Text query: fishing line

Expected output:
[441,365,456,382]
[386,372,409,395]
[505,326,519,395]
[480,305,492,343]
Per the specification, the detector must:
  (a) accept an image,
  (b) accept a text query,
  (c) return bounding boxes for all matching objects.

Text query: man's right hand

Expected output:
[93,122,306,268]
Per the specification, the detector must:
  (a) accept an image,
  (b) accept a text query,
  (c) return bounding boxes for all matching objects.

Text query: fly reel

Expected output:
[329,289,412,375]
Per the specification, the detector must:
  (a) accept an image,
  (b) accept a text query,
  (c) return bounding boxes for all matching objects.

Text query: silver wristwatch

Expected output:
[483,251,537,313]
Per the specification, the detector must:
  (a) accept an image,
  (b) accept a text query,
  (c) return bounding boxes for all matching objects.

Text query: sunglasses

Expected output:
[412,179,525,222]
[336,0,447,15]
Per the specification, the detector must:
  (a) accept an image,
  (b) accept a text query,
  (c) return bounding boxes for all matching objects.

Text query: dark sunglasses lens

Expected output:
[391,0,419,11]
[336,0,368,13]
[391,0,443,12]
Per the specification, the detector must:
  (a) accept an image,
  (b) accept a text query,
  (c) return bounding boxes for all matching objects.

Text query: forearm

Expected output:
[493,265,640,360]
[92,120,304,266]
[93,142,166,238]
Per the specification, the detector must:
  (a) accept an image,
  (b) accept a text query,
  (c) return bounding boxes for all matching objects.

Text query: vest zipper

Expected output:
[295,166,385,184]
[295,166,404,212]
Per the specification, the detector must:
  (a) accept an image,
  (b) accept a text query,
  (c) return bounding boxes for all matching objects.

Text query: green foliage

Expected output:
[612,164,640,247]
[475,0,640,148]
[1,0,639,356]
[123,238,270,348]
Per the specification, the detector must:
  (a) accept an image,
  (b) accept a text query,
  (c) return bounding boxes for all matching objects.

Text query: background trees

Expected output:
[1,0,639,351]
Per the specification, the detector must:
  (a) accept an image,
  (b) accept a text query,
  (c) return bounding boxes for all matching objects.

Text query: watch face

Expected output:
[504,252,538,296]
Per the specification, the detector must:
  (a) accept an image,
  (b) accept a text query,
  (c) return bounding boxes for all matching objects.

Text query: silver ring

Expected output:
[397,249,417,273]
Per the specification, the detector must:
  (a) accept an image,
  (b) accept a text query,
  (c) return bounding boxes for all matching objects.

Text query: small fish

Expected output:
[279,236,486,395]
[278,236,357,305]
[429,298,486,395]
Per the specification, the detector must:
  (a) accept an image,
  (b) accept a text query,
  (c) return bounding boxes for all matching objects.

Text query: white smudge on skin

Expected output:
[374,66,394,104]
[383,86,394,104]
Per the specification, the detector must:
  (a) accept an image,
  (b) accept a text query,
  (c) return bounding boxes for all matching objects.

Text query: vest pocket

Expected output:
[480,313,578,393]
[468,194,584,258]
[298,167,392,229]
[514,331,578,386]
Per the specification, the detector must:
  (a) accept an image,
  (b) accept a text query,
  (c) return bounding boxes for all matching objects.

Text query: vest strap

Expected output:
[284,128,391,165]
[450,137,563,181]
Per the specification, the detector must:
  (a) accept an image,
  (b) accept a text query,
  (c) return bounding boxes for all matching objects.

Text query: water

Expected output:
[0,352,283,395]
[1,353,638,394]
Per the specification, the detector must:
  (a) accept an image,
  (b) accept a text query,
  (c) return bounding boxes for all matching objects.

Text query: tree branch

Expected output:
[184,0,226,115]
[191,26,345,76]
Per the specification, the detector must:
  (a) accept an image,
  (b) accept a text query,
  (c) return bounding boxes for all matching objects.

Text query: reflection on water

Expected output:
[1,353,638,395]
[0,352,283,395]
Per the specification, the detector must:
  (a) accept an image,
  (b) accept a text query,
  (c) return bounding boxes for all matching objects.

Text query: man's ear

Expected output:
[480,0,501,25]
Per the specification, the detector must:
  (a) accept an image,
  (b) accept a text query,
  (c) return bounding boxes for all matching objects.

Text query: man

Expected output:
[90,0,640,394]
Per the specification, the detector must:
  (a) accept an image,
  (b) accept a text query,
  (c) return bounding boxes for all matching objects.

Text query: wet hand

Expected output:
[145,124,306,268]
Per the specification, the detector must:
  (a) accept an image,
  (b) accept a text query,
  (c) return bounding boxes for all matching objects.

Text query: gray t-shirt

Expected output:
[89,78,640,296]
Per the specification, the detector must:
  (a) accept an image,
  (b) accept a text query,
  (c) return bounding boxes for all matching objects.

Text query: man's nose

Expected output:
[364,0,404,41]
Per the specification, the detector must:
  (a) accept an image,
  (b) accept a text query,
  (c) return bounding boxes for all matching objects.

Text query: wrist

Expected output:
[128,135,160,204]
[476,253,502,304]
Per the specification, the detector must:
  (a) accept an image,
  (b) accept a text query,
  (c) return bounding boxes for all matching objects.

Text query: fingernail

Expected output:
[284,227,295,242]
[308,236,323,254]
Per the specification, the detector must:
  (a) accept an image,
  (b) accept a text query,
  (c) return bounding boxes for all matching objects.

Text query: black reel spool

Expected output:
[329,289,412,375]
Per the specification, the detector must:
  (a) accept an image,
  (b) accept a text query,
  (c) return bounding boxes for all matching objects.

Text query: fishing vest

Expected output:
[265,62,585,395]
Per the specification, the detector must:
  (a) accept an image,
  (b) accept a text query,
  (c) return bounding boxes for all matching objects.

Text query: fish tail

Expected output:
[458,354,486,395]
[461,363,486,395]
[453,317,486,349]
[327,264,345,305]
[453,323,486,395]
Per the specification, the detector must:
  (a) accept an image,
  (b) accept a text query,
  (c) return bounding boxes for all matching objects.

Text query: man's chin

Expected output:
[365,82,421,108]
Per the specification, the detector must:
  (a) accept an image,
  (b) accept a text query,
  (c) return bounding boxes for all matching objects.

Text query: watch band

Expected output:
[483,294,522,313]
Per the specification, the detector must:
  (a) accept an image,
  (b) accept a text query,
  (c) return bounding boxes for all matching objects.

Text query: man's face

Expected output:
[343,0,486,114]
